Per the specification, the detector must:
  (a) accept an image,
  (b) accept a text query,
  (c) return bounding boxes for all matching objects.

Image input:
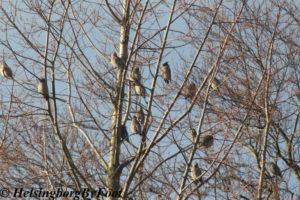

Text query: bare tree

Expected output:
[0,0,299,200]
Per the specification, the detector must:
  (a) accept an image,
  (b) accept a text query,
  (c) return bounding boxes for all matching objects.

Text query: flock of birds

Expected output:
[1,61,50,100]
[111,52,284,185]
[111,51,171,142]
[0,52,283,186]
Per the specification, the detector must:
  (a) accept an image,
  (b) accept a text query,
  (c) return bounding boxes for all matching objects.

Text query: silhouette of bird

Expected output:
[161,62,171,84]
[134,82,146,98]
[131,116,141,135]
[269,162,282,177]
[185,82,197,99]
[119,124,129,142]
[199,135,214,148]
[129,67,141,84]
[38,78,49,100]
[135,106,145,124]
[191,163,202,184]
[1,61,13,79]
[190,128,196,142]
[111,52,124,68]
[210,77,220,90]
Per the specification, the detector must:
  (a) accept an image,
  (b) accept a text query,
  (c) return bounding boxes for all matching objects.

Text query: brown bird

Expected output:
[135,106,145,124]
[1,61,13,79]
[190,128,196,142]
[38,78,49,100]
[199,135,214,148]
[119,125,129,142]
[185,82,197,99]
[129,67,141,84]
[134,82,146,98]
[160,62,171,84]
[210,77,220,90]
[269,162,282,177]
[131,115,141,135]
[111,51,124,68]
[191,163,202,184]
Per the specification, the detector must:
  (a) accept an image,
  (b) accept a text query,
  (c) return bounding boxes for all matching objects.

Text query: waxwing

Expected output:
[269,162,282,177]
[111,51,124,68]
[129,67,141,84]
[190,128,196,142]
[38,78,49,100]
[161,62,171,84]
[1,61,13,79]
[119,124,129,142]
[210,77,220,90]
[135,106,145,124]
[134,83,146,98]
[199,135,214,148]
[131,115,141,135]
[185,82,197,99]
[191,163,202,184]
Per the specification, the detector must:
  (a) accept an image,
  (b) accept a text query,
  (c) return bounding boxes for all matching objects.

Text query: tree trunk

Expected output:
[107,0,130,199]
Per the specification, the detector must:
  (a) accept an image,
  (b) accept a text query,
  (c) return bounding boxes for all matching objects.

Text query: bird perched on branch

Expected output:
[269,162,282,177]
[190,128,196,142]
[191,163,202,184]
[119,124,129,142]
[1,61,13,79]
[134,82,146,98]
[199,135,214,148]
[111,51,124,68]
[38,78,49,100]
[131,115,141,135]
[210,77,220,90]
[135,106,145,125]
[161,62,171,84]
[129,67,141,84]
[185,82,197,100]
